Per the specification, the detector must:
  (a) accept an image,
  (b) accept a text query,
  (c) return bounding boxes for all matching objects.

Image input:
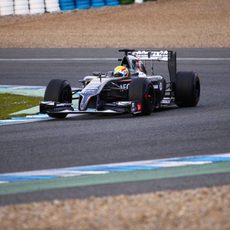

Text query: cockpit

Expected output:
[120,55,147,76]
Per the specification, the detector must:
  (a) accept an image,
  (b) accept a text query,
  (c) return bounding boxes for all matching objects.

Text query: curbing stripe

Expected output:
[0,162,229,195]
[0,153,229,183]
[0,114,52,126]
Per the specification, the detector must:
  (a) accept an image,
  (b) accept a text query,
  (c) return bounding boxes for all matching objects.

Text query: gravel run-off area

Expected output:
[0,0,230,229]
[0,0,229,48]
[0,186,230,230]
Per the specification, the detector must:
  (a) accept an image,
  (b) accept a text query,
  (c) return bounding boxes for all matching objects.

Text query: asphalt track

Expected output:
[0,48,230,206]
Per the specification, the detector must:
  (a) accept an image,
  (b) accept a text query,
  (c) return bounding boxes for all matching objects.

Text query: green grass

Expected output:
[0,94,43,120]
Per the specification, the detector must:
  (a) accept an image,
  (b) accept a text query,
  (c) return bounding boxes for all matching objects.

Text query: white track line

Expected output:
[0,58,229,62]
[178,58,230,61]
[0,58,116,61]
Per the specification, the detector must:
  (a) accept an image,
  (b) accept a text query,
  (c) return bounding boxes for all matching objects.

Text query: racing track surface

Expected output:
[0,48,230,205]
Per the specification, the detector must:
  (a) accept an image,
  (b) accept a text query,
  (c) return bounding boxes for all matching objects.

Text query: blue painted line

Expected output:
[0,153,229,184]
[0,114,51,126]
[0,85,45,90]
[0,175,58,182]
[69,165,161,172]
[166,156,230,163]
[0,121,30,126]
[11,115,49,120]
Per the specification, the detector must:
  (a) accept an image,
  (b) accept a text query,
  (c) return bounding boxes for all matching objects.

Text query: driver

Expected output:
[113,66,130,78]
[135,58,147,77]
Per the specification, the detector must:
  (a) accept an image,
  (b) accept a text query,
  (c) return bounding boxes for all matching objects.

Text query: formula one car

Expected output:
[40,49,200,118]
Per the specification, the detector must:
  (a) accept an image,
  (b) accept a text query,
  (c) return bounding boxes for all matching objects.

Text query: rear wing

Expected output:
[119,49,177,83]
[131,50,169,61]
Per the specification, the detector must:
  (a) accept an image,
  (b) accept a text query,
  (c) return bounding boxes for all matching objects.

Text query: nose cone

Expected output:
[80,95,89,111]
[79,93,92,111]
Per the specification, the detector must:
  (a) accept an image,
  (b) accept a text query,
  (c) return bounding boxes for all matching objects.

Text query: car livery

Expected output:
[40,49,200,119]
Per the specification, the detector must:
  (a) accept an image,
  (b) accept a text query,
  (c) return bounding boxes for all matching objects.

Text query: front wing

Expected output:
[39,101,142,115]
[40,96,175,117]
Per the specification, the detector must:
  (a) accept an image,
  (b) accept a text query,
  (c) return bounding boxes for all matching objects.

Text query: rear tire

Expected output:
[44,79,72,118]
[129,78,155,115]
[175,72,200,107]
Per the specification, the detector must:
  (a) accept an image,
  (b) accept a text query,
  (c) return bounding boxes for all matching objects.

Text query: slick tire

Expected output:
[175,72,200,107]
[129,78,155,115]
[44,79,72,118]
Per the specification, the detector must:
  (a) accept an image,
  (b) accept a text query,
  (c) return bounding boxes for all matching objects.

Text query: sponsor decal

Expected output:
[120,84,129,90]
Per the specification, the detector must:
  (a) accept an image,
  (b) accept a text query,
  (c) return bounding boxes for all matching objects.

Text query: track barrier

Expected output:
[76,0,90,10]
[59,0,75,11]
[44,0,60,13]
[14,0,30,15]
[0,0,154,16]
[0,0,14,16]
[105,0,119,6]
[29,0,45,14]
[91,0,105,8]
[120,0,134,4]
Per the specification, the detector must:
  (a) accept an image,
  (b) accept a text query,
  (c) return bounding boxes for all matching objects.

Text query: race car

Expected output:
[40,49,200,118]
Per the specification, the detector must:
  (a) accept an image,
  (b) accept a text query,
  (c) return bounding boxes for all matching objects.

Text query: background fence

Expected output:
[0,0,155,16]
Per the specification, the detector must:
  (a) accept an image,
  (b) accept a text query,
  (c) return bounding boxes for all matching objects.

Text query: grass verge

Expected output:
[0,94,43,120]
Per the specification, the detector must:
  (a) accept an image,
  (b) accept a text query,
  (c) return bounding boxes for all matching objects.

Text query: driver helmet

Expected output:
[113,66,129,78]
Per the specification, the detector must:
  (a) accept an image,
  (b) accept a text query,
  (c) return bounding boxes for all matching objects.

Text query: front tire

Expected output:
[44,79,72,118]
[129,78,155,115]
[175,72,200,107]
